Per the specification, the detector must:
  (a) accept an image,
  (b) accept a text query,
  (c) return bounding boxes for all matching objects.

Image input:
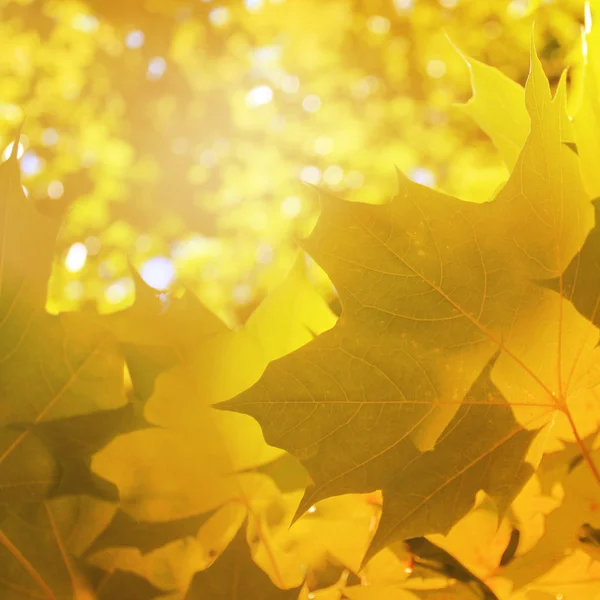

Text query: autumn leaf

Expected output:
[501,445,600,590]
[544,198,600,329]
[222,42,595,559]
[0,495,115,599]
[0,135,132,597]
[2,3,600,599]
[90,257,335,594]
[85,509,215,556]
[92,257,334,522]
[184,520,302,600]
[82,565,168,600]
[573,0,600,198]
[455,47,529,171]
[366,357,536,561]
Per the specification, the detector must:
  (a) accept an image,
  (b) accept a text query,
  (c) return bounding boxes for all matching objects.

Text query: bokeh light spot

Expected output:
[125,30,145,49]
[72,14,99,33]
[507,0,527,18]
[209,7,230,26]
[65,243,88,273]
[245,0,264,12]
[324,165,344,185]
[41,128,59,146]
[141,256,175,290]
[426,59,447,78]
[302,94,321,112]
[314,136,334,155]
[281,75,300,93]
[0,104,22,122]
[48,180,64,199]
[393,0,414,13]
[300,165,321,184]
[281,195,302,218]
[21,151,43,177]
[199,149,218,167]
[105,279,133,304]
[246,85,274,108]
[409,167,436,187]
[367,16,390,34]
[232,283,252,304]
[147,57,167,80]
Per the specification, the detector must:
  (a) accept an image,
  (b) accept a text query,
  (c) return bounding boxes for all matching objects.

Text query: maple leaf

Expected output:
[0,135,133,596]
[0,134,127,502]
[573,0,600,198]
[455,48,529,171]
[82,564,168,600]
[91,258,334,593]
[544,198,600,329]
[221,43,595,559]
[85,508,215,556]
[184,520,302,600]
[92,256,335,520]
[0,494,116,599]
[501,445,600,590]
[366,357,535,560]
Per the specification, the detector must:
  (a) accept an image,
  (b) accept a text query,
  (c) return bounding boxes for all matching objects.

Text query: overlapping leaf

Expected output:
[0,137,127,497]
[0,138,131,596]
[184,521,302,600]
[222,44,595,559]
[90,257,336,594]
[93,258,335,522]
[456,49,529,171]
[0,495,115,599]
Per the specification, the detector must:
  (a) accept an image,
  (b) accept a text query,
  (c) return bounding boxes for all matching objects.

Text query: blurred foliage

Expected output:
[0,0,588,323]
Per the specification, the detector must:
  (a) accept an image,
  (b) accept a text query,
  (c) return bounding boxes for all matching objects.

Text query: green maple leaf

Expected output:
[184,521,302,600]
[222,45,596,557]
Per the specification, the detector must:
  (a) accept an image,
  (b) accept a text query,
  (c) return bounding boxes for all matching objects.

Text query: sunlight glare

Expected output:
[2,141,25,160]
[141,257,175,290]
[585,2,593,34]
[246,85,274,108]
[65,243,88,273]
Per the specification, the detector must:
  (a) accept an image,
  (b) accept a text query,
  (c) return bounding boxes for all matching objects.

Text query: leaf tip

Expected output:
[9,121,25,161]
[394,164,411,196]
